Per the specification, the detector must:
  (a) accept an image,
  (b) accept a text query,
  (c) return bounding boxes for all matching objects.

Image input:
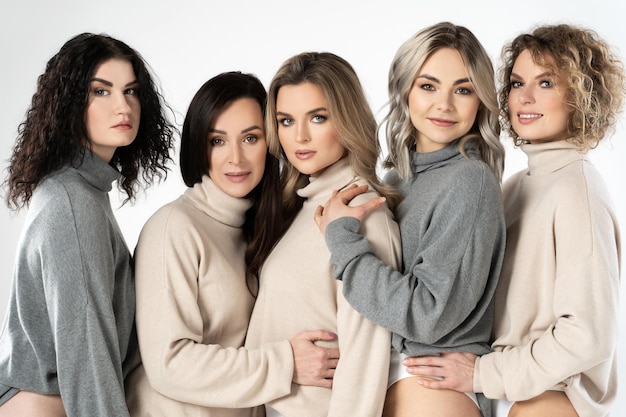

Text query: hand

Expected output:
[290,330,340,388]
[403,352,477,393]
[314,184,387,234]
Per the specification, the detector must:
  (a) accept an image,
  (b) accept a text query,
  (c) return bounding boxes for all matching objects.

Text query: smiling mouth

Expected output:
[518,113,542,119]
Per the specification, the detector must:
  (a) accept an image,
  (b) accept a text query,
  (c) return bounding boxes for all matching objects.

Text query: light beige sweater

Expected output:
[245,158,401,417]
[126,176,294,417]
[475,141,621,417]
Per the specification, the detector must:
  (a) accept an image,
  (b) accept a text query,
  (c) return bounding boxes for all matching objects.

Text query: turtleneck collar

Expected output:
[185,175,253,228]
[411,143,477,174]
[297,157,358,200]
[71,149,120,192]
[520,140,588,176]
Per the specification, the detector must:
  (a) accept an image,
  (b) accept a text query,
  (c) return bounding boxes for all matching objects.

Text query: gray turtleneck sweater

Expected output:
[0,151,136,417]
[325,144,505,417]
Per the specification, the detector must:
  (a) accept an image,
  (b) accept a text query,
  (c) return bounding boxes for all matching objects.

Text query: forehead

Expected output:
[91,58,136,80]
[418,47,470,79]
[276,82,327,111]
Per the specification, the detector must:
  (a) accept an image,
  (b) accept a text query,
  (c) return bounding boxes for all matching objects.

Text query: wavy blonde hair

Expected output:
[382,22,504,182]
[499,24,626,149]
[266,52,402,220]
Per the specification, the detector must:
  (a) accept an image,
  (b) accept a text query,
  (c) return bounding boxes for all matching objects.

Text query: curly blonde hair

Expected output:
[499,24,626,149]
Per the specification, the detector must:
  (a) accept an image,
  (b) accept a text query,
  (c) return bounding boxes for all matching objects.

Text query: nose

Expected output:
[115,92,133,114]
[295,122,310,143]
[229,142,244,165]
[435,92,453,111]
[517,85,535,104]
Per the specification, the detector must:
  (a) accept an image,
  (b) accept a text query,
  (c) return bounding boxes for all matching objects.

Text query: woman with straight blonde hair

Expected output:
[245,51,402,417]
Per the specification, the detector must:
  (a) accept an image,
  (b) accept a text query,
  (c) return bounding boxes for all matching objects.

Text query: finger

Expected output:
[357,196,386,215]
[403,356,442,367]
[297,329,337,342]
[314,205,324,224]
[417,378,449,390]
[405,366,444,377]
[336,184,369,203]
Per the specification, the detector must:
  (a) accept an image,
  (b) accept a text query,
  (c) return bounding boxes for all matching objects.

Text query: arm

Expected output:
[135,207,338,408]
[325,167,504,345]
[40,189,131,417]
[326,200,398,417]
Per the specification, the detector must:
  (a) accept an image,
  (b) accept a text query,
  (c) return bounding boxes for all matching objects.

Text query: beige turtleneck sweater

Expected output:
[245,158,402,417]
[125,175,294,417]
[475,141,621,417]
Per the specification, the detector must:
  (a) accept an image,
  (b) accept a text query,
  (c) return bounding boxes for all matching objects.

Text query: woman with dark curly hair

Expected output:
[0,32,175,416]
[405,24,625,417]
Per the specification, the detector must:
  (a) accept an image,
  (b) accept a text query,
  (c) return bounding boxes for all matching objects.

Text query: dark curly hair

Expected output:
[5,32,176,209]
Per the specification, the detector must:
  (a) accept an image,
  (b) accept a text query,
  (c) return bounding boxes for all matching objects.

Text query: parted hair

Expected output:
[5,32,175,209]
[179,71,282,287]
[382,22,504,182]
[499,24,626,149]
[265,51,402,222]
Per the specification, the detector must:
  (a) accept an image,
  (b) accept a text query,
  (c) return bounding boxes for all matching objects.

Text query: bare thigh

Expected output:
[509,391,578,417]
[0,390,66,417]
[382,376,481,417]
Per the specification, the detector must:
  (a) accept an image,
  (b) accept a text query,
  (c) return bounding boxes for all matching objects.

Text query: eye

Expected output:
[243,135,258,144]
[93,88,109,96]
[311,114,327,123]
[510,80,523,89]
[420,83,435,91]
[278,117,293,126]
[539,80,553,88]
[455,86,473,95]
[209,137,224,146]
[124,87,138,95]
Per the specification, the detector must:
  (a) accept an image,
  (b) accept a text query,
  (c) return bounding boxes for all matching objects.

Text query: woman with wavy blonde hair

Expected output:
[245,51,402,417]
[315,22,506,417]
[406,24,625,417]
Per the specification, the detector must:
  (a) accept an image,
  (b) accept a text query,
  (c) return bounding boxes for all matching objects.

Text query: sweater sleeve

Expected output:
[327,199,397,417]
[475,168,620,403]
[326,166,504,348]
[39,186,131,417]
[134,206,294,408]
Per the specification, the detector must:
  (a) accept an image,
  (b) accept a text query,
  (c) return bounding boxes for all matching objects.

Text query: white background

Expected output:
[1,0,625,412]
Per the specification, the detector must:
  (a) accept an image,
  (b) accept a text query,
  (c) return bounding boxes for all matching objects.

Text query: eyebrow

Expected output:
[210,125,263,135]
[510,71,553,80]
[90,77,139,87]
[276,107,328,117]
[417,74,472,85]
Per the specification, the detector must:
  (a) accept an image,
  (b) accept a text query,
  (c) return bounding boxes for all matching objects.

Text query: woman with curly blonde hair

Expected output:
[406,24,626,417]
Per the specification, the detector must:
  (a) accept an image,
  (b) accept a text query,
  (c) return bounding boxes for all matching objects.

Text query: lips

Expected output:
[225,172,250,183]
[295,150,316,160]
[112,121,133,130]
[516,113,542,124]
[428,117,456,127]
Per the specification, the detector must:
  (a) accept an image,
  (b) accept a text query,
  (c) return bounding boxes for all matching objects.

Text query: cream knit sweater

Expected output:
[126,176,294,417]
[475,141,621,417]
[245,158,401,417]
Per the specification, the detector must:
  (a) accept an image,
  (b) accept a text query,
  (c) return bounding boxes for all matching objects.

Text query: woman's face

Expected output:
[408,47,481,153]
[85,58,141,162]
[275,82,345,177]
[508,49,571,143]
[207,97,267,198]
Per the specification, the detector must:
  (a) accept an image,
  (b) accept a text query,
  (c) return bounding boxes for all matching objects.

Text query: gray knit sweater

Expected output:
[325,144,506,416]
[0,151,136,417]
